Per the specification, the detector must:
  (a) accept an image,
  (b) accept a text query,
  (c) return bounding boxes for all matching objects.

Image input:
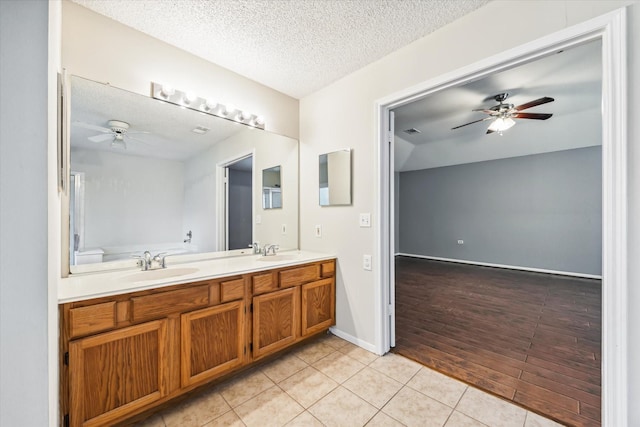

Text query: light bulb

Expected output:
[183,91,197,105]
[203,99,217,111]
[224,104,236,116]
[239,111,252,121]
[488,117,516,132]
[160,84,175,98]
[255,116,265,126]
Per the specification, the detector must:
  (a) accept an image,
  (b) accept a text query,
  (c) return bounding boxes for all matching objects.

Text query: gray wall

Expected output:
[0,0,50,425]
[398,146,602,275]
[228,169,252,250]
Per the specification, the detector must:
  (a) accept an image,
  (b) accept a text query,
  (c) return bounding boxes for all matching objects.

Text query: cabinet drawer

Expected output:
[252,273,276,295]
[320,261,335,277]
[131,286,209,322]
[279,265,319,288]
[69,302,116,338]
[221,278,245,302]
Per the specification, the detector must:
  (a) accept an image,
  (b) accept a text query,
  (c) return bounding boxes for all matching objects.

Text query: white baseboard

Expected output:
[329,327,381,355]
[396,253,602,280]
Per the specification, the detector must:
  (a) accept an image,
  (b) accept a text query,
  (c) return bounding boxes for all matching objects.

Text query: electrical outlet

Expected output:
[281,224,287,234]
[363,254,372,271]
[359,213,371,227]
[315,225,322,238]
[457,240,464,245]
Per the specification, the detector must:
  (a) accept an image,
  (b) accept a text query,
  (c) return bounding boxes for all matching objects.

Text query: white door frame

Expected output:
[374,9,627,426]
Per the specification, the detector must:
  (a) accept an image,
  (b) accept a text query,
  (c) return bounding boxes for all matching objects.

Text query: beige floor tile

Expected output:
[162,391,231,427]
[219,370,276,408]
[134,413,165,427]
[369,353,422,384]
[313,349,366,383]
[456,387,527,427]
[294,340,336,364]
[343,366,403,409]
[407,367,468,407]
[323,333,352,350]
[284,410,325,427]
[279,366,338,408]
[365,411,406,426]
[202,410,247,427]
[234,387,304,427]
[261,353,309,383]
[444,411,488,427]
[339,342,380,365]
[309,386,378,427]
[524,411,565,427]
[382,387,452,427]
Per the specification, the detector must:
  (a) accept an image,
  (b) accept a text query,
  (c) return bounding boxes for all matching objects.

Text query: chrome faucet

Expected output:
[133,251,167,270]
[249,242,261,254]
[262,244,279,256]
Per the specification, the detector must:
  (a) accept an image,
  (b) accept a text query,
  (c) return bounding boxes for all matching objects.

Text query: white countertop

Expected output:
[59,250,336,303]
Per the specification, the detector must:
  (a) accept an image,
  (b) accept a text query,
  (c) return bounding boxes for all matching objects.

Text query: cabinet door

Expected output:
[68,320,169,427]
[253,287,299,359]
[301,278,335,337]
[181,301,245,387]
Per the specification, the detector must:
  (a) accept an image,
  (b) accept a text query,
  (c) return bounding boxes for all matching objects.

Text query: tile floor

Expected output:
[135,333,564,427]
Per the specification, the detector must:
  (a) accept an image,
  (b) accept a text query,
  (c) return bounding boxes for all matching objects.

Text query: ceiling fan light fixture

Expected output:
[488,117,516,133]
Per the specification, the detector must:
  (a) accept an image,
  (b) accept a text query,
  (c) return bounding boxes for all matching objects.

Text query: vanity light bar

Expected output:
[150,82,265,130]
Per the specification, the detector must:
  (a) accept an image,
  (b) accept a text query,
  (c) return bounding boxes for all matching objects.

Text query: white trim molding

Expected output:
[397,253,602,280]
[375,8,628,426]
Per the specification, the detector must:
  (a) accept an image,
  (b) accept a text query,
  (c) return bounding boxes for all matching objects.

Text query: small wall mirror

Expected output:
[262,166,282,209]
[319,149,352,206]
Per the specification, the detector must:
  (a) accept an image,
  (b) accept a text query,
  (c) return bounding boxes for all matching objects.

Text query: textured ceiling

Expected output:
[70,0,489,99]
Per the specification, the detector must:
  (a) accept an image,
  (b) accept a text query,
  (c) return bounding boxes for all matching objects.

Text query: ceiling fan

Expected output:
[72,120,150,148]
[452,93,554,135]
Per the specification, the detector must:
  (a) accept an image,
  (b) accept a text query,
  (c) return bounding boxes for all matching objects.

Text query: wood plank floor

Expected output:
[392,256,601,426]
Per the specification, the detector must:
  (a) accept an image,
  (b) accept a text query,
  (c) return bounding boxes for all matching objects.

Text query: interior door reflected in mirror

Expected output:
[66,75,299,272]
[319,149,352,206]
[262,166,282,209]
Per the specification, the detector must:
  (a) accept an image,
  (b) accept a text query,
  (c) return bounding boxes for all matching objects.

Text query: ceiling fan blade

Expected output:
[512,112,553,120]
[514,97,554,111]
[451,117,492,130]
[471,109,496,114]
[73,121,111,133]
[125,135,152,145]
[127,130,151,135]
[88,134,115,143]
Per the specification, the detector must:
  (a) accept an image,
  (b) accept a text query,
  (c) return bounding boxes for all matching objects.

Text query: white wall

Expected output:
[72,148,185,249]
[61,0,299,139]
[299,0,639,387]
[0,1,51,425]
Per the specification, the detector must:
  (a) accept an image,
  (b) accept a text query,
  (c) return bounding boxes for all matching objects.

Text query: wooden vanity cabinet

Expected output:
[68,320,170,427]
[181,300,245,387]
[251,260,336,360]
[60,259,335,426]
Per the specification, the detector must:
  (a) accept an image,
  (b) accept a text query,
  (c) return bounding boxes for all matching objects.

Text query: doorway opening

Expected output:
[375,9,627,427]
[221,154,253,251]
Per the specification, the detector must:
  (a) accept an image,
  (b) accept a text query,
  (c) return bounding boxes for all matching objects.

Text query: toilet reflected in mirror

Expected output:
[262,165,282,209]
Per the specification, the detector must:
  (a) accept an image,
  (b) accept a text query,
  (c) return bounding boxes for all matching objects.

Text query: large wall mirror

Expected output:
[67,75,298,273]
[319,149,352,206]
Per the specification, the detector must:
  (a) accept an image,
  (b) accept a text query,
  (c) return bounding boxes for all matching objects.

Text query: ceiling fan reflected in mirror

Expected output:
[452,92,554,135]
[72,120,151,149]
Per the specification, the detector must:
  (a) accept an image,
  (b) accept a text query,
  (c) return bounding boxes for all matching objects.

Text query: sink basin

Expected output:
[121,267,200,282]
[256,254,300,262]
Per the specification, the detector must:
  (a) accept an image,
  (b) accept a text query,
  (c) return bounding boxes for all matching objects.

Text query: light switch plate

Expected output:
[281,224,287,235]
[256,215,262,224]
[315,225,322,238]
[359,213,371,227]
[363,254,372,271]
